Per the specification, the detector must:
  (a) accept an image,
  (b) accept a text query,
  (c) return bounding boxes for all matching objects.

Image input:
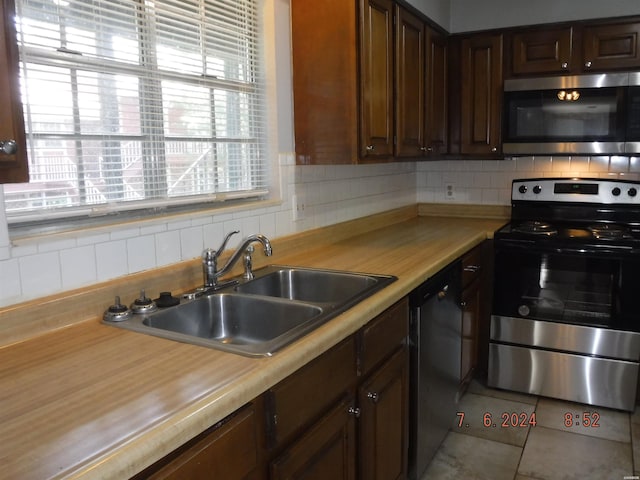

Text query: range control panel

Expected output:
[512,178,640,204]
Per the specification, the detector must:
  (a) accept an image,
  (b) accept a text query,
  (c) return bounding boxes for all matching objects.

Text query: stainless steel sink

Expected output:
[104,266,396,356]
[235,267,382,304]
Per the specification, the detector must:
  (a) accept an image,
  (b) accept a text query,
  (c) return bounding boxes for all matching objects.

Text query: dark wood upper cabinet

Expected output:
[583,22,640,71]
[290,0,359,164]
[509,20,640,76]
[511,26,574,75]
[425,28,448,156]
[459,33,503,156]
[359,0,395,160]
[0,0,28,184]
[394,6,425,158]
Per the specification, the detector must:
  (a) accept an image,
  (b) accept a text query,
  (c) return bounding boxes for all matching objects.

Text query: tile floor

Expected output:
[421,379,640,480]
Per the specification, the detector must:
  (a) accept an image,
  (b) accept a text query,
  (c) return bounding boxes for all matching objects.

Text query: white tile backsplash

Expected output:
[2,153,636,309]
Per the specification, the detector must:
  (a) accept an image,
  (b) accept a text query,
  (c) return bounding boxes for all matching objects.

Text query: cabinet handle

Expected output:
[561,62,568,69]
[460,301,467,307]
[584,61,592,69]
[0,140,18,155]
[420,146,427,152]
[366,145,375,151]
[491,147,497,153]
[463,265,480,273]
[437,285,449,300]
[367,392,379,403]
[347,406,361,418]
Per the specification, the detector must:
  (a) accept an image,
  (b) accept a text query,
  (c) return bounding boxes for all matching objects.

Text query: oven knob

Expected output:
[533,185,542,194]
[612,187,621,196]
[518,305,530,317]
[518,185,527,194]
[629,188,637,197]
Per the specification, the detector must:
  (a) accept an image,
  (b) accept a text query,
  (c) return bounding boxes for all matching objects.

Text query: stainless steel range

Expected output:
[489,178,640,411]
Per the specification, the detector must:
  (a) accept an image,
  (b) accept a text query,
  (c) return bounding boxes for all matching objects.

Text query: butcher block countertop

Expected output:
[0,205,507,480]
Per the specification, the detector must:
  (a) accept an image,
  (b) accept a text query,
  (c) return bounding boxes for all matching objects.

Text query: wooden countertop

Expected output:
[0,212,506,480]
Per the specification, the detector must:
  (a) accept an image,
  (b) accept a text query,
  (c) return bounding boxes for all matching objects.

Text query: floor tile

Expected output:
[467,378,538,405]
[453,392,535,447]
[518,426,633,479]
[631,406,640,425]
[420,431,522,480]
[534,397,631,443]
[631,421,640,472]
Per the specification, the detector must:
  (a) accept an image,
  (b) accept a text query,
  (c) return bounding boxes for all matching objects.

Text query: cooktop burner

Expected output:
[588,223,630,240]
[512,221,558,236]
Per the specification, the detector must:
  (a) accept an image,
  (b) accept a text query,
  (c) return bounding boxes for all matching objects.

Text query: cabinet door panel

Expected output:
[461,284,480,386]
[511,27,573,75]
[0,0,28,183]
[359,0,394,159]
[359,347,409,480]
[395,6,424,157]
[460,34,503,155]
[425,29,448,155]
[583,23,640,71]
[270,397,356,480]
[291,0,358,165]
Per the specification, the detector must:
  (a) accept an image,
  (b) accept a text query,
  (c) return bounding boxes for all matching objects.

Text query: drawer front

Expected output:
[461,245,483,288]
[142,403,259,480]
[267,336,357,448]
[360,298,409,377]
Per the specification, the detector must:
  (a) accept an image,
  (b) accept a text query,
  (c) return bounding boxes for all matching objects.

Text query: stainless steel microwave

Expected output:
[502,72,640,155]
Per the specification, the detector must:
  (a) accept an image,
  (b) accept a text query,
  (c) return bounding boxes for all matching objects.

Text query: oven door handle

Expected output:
[496,240,636,256]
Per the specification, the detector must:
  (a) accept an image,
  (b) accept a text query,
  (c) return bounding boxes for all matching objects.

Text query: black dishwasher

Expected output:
[408,261,462,480]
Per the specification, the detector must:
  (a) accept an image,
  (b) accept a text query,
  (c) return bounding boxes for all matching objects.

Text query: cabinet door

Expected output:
[425,28,448,156]
[359,0,394,160]
[270,397,356,480]
[291,0,358,165]
[394,6,424,158]
[583,22,640,71]
[460,34,503,156]
[359,347,409,480]
[0,0,28,183]
[511,26,573,75]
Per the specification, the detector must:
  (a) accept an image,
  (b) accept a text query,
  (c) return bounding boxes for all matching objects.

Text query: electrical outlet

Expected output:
[445,183,456,201]
[292,194,305,221]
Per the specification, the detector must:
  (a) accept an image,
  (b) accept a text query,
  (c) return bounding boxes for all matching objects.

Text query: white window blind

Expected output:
[4,0,267,223]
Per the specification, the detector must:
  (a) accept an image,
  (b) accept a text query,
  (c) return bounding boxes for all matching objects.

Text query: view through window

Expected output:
[4,0,267,223]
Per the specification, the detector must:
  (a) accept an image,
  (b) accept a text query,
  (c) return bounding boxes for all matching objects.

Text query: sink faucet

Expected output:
[202,231,273,289]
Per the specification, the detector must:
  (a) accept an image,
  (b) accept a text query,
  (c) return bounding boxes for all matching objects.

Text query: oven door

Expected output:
[492,241,640,332]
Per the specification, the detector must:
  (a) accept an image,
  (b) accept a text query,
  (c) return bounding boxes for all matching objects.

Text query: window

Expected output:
[4,0,267,224]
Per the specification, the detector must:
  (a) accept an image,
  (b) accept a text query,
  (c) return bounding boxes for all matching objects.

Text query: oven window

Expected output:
[493,249,617,327]
[503,87,624,142]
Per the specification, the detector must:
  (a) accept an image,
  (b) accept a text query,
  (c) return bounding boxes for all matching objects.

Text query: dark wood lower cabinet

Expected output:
[270,397,357,480]
[133,402,264,480]
[359,347,409,480]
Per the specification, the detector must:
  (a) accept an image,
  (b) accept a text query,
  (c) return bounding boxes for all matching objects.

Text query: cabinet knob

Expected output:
[367,391,379,403]
[584,61,592,69]
[366,145,375,151]
[491,147,497,153]
[347,406,361,418]
[420,146,427,152]
[0,140,18,155]
[561,62,568,69]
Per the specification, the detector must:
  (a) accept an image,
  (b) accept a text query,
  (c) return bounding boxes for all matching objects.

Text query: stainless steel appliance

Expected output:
[408,261,461,479]
[489,178,640,411]
[502,72,640,155]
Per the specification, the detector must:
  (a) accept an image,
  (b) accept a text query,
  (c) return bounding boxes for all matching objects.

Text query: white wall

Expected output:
[450,0,640,33]
[405,0,450,31]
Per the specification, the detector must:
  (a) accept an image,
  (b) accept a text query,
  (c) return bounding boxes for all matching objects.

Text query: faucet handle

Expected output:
[211,230,239,259]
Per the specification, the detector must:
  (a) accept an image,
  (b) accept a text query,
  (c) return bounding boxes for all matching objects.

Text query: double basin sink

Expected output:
[105,266,396,357]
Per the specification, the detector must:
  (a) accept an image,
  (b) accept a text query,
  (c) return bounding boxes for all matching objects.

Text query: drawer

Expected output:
[359,298,409,377]
[461,244,483,288]
[266,336,357,448]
